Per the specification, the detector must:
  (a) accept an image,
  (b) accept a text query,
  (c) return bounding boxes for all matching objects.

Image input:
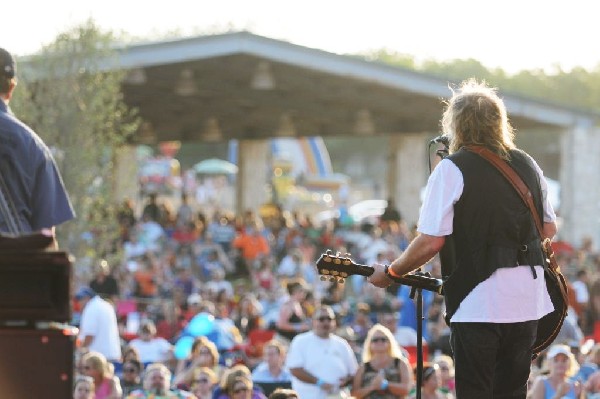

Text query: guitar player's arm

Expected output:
[368,233,445,288]
[543,221,557,240]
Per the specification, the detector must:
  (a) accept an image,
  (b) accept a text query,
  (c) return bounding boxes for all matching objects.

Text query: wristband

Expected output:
[385,264,403,279]
[316,378,324,387]
[380,379,389,390]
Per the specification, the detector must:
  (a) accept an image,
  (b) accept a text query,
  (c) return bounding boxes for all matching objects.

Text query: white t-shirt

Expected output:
[418,157,556,323]
[79,296,122,360]
[129,337,173,363]
[286,331,358,399]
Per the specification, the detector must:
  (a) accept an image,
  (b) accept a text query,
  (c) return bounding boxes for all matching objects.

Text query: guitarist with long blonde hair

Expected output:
[368,79,558,398]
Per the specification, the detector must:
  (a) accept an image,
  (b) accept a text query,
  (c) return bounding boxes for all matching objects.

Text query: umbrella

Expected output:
[193,158,238,175]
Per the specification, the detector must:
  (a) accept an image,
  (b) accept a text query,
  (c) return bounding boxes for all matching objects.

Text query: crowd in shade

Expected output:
[71,193,600,398]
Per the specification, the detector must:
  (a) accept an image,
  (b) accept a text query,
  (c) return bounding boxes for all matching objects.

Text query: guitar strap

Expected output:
[0,171,24,235]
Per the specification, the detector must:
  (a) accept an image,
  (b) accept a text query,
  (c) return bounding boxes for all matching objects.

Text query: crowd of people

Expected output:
[69,190,600,398]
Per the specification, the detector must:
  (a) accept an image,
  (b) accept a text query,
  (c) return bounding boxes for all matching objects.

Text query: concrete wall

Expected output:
[390,133,430,227]
[559,125,600,248]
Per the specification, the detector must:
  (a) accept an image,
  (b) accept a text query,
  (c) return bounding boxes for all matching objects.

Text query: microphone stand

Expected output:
[407,270,436,399]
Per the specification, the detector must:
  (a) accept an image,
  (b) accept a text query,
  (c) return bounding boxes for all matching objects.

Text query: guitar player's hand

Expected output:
[368,263,392,288]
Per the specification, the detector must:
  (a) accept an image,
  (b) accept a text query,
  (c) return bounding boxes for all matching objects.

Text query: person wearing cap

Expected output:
[77,286,122,363]
[0,48,74,238]
[530,344,582,399]
[89,259,120,303]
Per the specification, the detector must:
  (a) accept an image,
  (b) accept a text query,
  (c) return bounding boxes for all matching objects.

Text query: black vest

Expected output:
[442,148,546,320]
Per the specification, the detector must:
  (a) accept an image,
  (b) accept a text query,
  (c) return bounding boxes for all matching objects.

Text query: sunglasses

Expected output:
[317,316,334,322]
[233,387,249,394]
[371,337,389,343]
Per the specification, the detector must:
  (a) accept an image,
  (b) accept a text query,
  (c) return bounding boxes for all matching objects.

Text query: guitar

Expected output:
[315,250,444,294]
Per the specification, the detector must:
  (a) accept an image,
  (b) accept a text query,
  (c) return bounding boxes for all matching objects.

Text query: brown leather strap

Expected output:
[463,145,545,237]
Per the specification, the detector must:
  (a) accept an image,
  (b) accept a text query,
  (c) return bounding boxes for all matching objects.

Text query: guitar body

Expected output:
[532,241,569,357]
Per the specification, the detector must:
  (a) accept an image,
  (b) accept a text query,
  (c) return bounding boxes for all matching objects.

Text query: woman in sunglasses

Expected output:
[215,365,267,399]
[352,324,413,398]
[121,359,143,397]
[191,367,218,399]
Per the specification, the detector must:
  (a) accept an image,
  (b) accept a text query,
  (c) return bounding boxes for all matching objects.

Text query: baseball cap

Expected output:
[0,48,16,79]
[187,293,202,305]
[547,344,571,359]
[75,286,96,300]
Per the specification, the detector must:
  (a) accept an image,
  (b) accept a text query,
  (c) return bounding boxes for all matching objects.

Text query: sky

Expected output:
[4,0,600,74]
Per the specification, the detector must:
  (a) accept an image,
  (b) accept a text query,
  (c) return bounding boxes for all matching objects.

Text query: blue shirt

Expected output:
[0,101,74,233]
[251,362,292,383]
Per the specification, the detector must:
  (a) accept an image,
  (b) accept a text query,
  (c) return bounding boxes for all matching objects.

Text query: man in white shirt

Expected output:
[368,80,558,398]
[286,305,358,399]
[128,320,173,364]
[77,286,122,362]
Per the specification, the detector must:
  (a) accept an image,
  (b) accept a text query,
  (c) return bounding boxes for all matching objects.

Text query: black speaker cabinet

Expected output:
[0,250,72,323]
[0,327,75,398]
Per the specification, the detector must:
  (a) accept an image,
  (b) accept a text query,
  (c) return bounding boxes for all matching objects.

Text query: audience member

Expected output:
[82,351,123,399]
[214,365,267,399]
[77,287,122,363]
[89,259,120,303]
[174,336,224,389]
[251,340,292,385]
[351,323,413,398]
[73,375,95,399]
[120,359,143,397]
[433,354,455,396]
[286,305,358,399]
[127,362,196,398]
[408,363,453,399]
[267,389,298,399]
[276,280,311,342]
[129,320,174,364]
[190,367,218,399]
[530,344,582,399]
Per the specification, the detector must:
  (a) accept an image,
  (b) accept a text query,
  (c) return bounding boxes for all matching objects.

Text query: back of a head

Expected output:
[0,48,16,95]
[442,79,515,158]
[269,388,299,399]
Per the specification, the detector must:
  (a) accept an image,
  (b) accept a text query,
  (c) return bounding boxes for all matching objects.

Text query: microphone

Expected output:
[429,135,450,146]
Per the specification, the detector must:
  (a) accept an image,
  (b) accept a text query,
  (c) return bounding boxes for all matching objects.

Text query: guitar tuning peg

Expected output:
[329,276,336,283]
[344,253,351,258]
[320,276,327,281]
[325,249,332,255]
[338,278,345,284]
[336,251,341,258]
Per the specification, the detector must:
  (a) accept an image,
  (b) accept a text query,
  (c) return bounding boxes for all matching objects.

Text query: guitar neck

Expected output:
[356,261,443,294]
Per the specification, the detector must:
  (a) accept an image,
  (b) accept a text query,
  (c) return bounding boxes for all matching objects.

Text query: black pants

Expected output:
[450,320,537,399]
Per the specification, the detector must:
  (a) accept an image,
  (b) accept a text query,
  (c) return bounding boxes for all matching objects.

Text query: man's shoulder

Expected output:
[289,331,314,345]
[0,111,45,148]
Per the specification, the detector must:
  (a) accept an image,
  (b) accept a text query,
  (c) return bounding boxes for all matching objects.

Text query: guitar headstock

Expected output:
[315,250,373,283]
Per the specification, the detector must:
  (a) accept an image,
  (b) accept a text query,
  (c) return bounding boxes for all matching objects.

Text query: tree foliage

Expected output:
[363,50,600,113]
[11,20,140,260]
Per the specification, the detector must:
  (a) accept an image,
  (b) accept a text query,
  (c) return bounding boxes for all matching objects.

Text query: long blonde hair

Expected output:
[442,79,515,159]
[361,323,405,363]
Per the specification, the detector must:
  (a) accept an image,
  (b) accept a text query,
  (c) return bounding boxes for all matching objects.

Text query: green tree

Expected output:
[11,20,140,260]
